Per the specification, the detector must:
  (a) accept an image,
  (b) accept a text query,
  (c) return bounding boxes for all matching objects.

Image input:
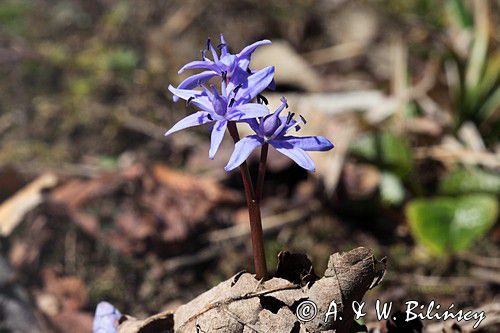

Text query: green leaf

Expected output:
[350,132,413,177]
[406,195,498,256]
[445,0,473,29]
[439,167,500,195]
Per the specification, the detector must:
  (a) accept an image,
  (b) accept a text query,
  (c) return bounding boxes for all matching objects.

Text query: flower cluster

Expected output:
[166,34,333,171]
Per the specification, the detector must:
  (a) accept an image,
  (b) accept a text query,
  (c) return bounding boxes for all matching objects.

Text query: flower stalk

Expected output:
[255,143,269,202]
[227,121,267,279]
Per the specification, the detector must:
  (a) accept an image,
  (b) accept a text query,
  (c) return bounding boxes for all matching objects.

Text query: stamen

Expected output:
[295,125,301,131]
[233,83,242,94]
[186,96,195,106]
[201,49,207,60]
[257,94,268,105]
[246,67,252,74]
[286,112,295,124]
[299,115,307,124]
[207,114,213,121]
[280,97,288,108]
[206,38,211,51]
[228,98,236,107]
[217,43,227,50]
[221,71,227,82]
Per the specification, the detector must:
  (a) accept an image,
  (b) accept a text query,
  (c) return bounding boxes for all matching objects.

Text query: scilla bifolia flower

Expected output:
[172,34,273,101]
[225,97,334,171]
[164,35,334,280]
[166,65,274,158]
[92,302,121,333]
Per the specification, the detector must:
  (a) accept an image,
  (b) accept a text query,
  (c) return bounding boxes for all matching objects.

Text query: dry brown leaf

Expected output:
[50,310,93,333]
[0,173,57,236]
[118,247,385,333]
[251,40,322,92]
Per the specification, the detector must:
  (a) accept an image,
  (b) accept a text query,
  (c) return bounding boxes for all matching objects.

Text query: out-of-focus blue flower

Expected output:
[225,97,334,171]
[166,66,274,159]
[172,34,273,101]
[92,302,121,333]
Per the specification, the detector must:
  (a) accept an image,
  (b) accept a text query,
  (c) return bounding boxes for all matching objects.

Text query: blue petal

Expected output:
[209,120,227,159]
[92,302,121,333]
[245,118,262,135]
[236,66,275,104]
[219,34,228,57]
[173,71,218,102]
[178,60,219,74]
[270,143,316,171]
[165,111,213,136]
[227,103,269,121]
[279,136,334,151]
[168,85,214,112]
[225,135,264,171]
[237,40,272,70]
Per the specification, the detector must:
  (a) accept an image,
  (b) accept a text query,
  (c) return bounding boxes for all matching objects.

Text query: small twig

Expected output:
[413,146,500,169]
[470,267,500,285]
[207,201,321,243]
[302,41,367,66]
[458,252,500,269]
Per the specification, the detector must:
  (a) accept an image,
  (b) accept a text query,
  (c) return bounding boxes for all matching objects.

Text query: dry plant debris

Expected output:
[117,247,386,333]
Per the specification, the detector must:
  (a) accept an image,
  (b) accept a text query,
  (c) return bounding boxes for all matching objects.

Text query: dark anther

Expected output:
[217,43,227,50]
[285,102,289,108]
[228,98,236,107]
[221,71,227,82]
[186,96,195,105]
[295,125,301,131]
[201,49,207,60]
[196,79,203,85]
[286,112,295,124]
[257,94,268,105]
[206,38,211,51]
[233,83,242,94]
[299,115,307,124]
[207,114,213,121]
[246,67,252,74]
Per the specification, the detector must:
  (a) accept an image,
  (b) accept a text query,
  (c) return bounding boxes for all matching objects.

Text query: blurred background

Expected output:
[0,0,499,332]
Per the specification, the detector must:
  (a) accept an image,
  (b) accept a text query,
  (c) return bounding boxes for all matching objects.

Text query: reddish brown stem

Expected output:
[227,121,267,279]
[255,143,269,202]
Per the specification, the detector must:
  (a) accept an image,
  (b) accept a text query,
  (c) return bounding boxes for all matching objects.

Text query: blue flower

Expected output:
[172,34,273,101]
[166,66,274,159]
[225,97,334,171]
[92,302,121,333]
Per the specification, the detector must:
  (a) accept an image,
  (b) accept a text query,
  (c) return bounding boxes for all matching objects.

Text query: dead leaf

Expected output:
[0,173,57,236]
[51,310,93,333]
[251,40,322,92]
[117,247,386,333]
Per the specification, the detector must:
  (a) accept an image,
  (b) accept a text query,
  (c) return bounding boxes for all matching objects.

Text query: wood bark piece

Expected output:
[118,247,385,333]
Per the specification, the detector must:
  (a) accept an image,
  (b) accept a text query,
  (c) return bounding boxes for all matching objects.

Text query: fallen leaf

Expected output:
[251,40,322,92]
[0,173,57,236]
